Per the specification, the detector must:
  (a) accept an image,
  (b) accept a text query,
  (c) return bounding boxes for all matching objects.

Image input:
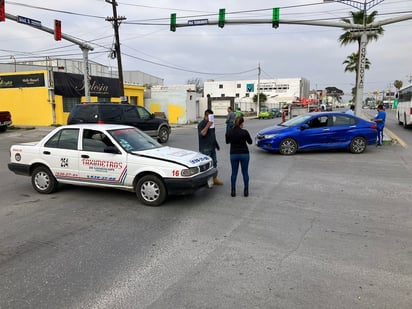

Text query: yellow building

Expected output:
[0,70,145,126]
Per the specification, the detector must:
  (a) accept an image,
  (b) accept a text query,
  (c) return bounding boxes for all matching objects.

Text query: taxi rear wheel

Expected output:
[136,175,167,206]
[31,166,58,194]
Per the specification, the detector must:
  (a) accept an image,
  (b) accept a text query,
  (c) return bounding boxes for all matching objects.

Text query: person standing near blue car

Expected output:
[225,116,252,197]
[371,104,386,146]
[225,106,235,133]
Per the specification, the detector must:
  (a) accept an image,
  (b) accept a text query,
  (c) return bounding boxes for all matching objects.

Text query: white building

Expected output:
[145,84,202,124]
[204,78,310,115]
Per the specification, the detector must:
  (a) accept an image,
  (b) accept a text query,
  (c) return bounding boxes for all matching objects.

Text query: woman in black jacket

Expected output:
[225,116,253,197]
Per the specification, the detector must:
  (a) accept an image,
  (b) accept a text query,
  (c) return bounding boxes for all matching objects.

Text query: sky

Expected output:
[1,0,411,101]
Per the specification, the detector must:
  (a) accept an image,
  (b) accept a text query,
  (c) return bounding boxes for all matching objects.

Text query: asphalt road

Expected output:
[0,115,412,309]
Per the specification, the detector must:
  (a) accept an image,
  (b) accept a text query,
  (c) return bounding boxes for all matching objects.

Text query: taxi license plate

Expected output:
[207,177,214,188]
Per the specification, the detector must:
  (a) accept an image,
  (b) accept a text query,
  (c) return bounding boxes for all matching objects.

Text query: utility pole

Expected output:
[106,0,126,101]
[324,0,384,116]
[257,63,261,115]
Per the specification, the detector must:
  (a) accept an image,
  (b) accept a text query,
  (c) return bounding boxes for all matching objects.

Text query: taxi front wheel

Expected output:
[136,175,167,206]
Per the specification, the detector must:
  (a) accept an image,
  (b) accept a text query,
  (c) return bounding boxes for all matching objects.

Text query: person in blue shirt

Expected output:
[345,104,355,115]
[371,104,386,146]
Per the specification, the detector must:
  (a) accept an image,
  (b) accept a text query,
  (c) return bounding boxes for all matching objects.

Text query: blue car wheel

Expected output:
[349,136,367,154]
[279,138,298,155]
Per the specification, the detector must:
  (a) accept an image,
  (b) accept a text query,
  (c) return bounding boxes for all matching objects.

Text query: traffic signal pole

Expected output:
[172,8,412,115]
[4,12,94,102]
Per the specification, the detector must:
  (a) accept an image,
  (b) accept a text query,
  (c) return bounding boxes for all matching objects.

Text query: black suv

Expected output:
[67,103,171,143]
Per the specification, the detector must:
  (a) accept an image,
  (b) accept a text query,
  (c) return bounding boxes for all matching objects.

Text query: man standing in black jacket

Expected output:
[198,109,223,186]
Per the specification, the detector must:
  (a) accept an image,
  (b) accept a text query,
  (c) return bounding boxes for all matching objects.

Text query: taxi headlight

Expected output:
[181,167,199,176]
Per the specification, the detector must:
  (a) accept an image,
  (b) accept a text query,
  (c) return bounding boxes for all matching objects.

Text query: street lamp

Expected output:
[324,0,384,116]
[10,55,16,72]
[238,96,248,111]
[270,95,279,109]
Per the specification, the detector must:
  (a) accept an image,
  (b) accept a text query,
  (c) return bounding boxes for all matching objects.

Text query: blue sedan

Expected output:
[255,112,378,155]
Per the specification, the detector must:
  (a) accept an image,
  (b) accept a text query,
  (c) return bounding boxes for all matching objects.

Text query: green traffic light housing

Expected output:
[170,13,176,32]
[272,7,280,29]
[218,8,225,28]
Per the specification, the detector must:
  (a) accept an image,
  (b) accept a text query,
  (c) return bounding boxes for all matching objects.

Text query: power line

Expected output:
[7,1,105,19]
[121,51,257,76]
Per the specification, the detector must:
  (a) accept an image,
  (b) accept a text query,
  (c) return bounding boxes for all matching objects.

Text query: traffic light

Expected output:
[0,0,5,22]
[272,7,280,29]
[170,13,176,32]
[218,8,225,28]
[54,19,62,41]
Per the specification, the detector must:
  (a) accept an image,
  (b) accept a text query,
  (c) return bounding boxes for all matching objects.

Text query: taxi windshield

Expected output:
[108,128,162,152]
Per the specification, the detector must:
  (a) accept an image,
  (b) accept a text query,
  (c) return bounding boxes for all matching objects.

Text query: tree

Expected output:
[325,86,344,105]
[393,80,403,94]
[343,53,370,102]
[186,78,204,94]
[343,52,370,73]
[393,80,403,108]
[252,93,267,105]
[339,10,384,102]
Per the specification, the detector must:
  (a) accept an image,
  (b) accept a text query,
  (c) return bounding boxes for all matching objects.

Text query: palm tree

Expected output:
[339,10,384,102]
[393,80,403,94]
[393,80,403,108]
[343,53,371,102]
[343,52,370,73]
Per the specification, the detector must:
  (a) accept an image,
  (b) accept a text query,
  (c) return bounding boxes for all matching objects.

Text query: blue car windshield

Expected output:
[281,114,312,127]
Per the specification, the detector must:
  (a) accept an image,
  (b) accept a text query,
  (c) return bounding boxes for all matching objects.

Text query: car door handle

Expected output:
[81,154,90,158]
[322,128,330,131]
[43,151,50,155]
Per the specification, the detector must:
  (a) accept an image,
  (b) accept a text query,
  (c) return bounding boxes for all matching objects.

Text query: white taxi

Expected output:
[8,124,217,206]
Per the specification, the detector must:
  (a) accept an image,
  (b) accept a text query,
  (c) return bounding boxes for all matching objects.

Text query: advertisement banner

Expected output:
[0,73,45,88]
[53,72,121,98]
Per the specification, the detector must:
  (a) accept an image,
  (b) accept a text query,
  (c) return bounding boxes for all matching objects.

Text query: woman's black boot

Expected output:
[231,188,236,197]
[244,187,249,197]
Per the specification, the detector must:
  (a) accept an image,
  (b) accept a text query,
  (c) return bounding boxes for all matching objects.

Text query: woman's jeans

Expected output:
[230,153,250,189]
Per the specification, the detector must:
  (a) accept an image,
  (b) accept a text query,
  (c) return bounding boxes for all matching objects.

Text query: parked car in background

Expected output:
[0,111,12,132]
[67,103,171,143]
[270,108,282,118]
[259,106,281,119]
[258,106,272,119]
[255,112,377,155]
[8,124,217,206]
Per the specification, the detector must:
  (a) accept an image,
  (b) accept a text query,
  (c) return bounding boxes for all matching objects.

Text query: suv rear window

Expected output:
[100,105,123,122]
[70,105,98,122]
